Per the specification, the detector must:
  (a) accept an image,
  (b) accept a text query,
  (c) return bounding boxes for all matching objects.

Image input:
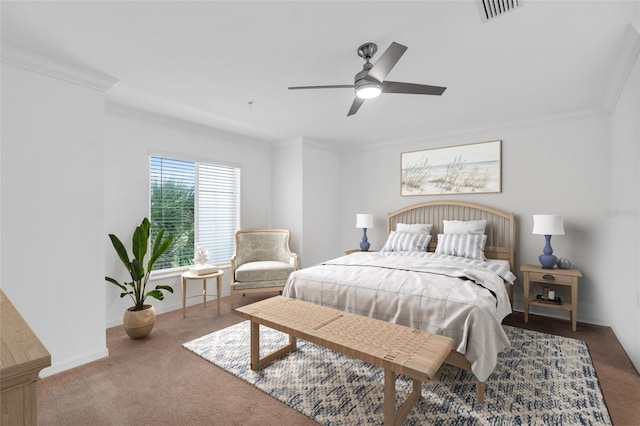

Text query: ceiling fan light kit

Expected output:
[355,82,381,99]
[288,41,447,116]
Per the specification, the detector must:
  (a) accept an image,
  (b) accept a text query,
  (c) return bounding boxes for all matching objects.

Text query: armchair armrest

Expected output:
[288,253,299,270]
[230,255,237,280]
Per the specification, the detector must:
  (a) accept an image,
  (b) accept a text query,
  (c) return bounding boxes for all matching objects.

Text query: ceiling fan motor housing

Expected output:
[357,42,378,61]
[354,53,381,99]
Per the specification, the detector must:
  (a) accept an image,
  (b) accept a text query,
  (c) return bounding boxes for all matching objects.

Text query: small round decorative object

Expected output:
[557,258,572,269]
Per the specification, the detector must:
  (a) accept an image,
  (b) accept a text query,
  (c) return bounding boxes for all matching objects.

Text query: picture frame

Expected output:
[401,140,502,196]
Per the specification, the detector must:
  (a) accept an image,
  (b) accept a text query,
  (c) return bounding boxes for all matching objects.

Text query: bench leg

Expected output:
[476,381,485,403]
[384,370,422,426]
[249,321,297,370]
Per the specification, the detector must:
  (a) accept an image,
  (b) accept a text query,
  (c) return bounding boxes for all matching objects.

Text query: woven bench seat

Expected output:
[235,296,454,426]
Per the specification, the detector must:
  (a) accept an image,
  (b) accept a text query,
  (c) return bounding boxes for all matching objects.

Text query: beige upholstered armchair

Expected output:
[230,229,299,309]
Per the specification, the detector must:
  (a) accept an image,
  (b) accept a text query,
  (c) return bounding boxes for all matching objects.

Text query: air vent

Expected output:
[478,0,523,22]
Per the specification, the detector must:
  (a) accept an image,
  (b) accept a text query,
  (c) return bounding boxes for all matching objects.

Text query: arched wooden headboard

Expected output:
[387,200,516,271]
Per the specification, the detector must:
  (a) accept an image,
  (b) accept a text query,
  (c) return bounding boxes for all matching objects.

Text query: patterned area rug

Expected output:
[183,322,611,425]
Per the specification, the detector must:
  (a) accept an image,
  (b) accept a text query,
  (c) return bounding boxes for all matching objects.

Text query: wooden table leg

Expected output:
[202,278,207,308]
[216,274,222,316]
[182,277,187,318]
[571,280,578,331]
[523,274,530,323]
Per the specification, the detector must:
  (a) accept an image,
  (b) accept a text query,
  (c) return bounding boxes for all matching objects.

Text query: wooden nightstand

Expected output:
[344,249,378,255]
[520,264,582,331]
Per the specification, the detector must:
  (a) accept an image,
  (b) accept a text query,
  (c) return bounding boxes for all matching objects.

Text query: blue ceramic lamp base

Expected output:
[359,228,370,251]
[539,234,557,269]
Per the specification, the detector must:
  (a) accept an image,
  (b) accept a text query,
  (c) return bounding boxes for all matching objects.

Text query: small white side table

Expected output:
[181,270,224,318]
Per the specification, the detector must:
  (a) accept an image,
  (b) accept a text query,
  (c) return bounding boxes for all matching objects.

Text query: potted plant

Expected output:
[105,217,174,338]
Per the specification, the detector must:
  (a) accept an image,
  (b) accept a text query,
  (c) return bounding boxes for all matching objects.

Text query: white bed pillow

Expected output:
[443,219,487,235]
[396,223,433,234]
[435,233,487,261]
[381,231,431,252]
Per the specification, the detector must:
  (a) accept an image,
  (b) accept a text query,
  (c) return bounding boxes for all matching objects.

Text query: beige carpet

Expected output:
[37,294,640,425]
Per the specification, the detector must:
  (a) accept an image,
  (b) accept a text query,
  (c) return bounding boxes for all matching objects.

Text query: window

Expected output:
[150,156,240,271]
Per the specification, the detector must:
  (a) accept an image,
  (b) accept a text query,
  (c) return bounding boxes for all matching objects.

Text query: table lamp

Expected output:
[356,214,374,251]
[532,215,564,269]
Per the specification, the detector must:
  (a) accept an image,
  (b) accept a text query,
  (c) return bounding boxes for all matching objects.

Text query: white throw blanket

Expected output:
[283,252,513,382]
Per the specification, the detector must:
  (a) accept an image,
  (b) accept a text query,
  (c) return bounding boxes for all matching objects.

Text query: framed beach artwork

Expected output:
[401,140,502,196]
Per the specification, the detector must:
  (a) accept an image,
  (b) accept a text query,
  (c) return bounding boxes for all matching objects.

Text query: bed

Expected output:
[282,200,516,402]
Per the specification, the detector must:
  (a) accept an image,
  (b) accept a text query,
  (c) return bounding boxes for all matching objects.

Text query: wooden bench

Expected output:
[235,296,454,426]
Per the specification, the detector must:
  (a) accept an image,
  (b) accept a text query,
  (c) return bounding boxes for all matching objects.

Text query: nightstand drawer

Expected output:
[528,271,573,285]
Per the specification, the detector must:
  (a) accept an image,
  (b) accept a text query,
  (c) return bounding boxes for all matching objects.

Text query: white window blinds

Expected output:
[196,163,241,264]
[150,156,240,270]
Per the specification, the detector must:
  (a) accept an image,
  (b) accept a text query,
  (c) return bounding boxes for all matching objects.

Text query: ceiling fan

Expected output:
[288,42,447,116]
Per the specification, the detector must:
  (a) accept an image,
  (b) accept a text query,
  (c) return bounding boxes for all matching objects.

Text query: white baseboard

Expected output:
[40,347,109,378]
[510,307,610,327]
[610,323,640,375]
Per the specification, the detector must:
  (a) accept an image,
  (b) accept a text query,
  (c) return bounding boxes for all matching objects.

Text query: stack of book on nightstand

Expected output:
[536,294,562,305]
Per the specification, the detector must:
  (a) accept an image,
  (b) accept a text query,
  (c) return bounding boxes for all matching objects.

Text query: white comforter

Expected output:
[283,251,513,382]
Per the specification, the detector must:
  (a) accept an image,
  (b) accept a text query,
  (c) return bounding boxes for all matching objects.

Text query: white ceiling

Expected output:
[1,1,638,150]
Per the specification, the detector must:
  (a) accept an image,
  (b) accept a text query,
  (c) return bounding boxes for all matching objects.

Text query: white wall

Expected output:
[610,25,640,372]
[271,139,303,257]
[1,63,109,376]
[301,141,342,267]
[271,139,342,268]
[340,113,613,325]
[104,106,273,326]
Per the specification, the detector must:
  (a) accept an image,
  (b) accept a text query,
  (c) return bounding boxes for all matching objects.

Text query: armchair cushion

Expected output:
[235,261,295,282]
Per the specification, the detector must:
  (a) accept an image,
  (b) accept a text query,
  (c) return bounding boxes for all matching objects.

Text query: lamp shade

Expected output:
[356,214,374,229]
[532,215,564,235]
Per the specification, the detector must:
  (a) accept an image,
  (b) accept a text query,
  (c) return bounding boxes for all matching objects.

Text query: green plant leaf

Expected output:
[146,290,165,301]
[155,284,174,293]
[131,259,144,282]
[108,234,131,271]
[132,220,149,264]
[105,276,127,292]
[151,228,164,257]
[148,234,173,271]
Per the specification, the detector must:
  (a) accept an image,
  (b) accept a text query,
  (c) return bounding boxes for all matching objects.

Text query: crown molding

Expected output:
[1,44,118,92]
[106,92,283,149]
[301,137,343,153]
[340,108,609,154]
[604,21,640,112]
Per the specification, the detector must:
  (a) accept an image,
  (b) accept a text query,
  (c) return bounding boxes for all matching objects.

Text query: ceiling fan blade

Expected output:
[347,97,365,116]
[367,42,408,82]
[289,84,354,90]
[382,81,447,96]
